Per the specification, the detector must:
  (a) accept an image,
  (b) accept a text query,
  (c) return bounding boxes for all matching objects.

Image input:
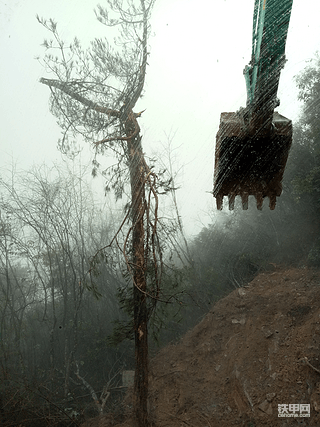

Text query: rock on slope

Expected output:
[84,267,320,427]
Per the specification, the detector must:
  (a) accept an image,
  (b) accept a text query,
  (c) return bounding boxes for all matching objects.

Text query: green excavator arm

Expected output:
[213,0,293,210]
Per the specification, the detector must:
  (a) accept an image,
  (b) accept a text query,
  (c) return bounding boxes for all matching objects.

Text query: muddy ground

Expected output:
[82,266,320,427]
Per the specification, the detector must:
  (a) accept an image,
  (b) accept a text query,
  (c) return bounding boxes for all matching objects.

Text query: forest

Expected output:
[1,51,320,426]
[2,0,320,424]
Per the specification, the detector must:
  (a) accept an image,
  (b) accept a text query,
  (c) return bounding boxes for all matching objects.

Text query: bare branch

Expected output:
[75,361,102,414]
[40,78,120,117]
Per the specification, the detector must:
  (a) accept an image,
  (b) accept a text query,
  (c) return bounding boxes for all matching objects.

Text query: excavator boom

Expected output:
[213,0,293,210]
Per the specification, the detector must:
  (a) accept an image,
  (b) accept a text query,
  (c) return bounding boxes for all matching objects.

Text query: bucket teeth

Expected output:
[228,193,236,210]
[255,193,263,210]
[269,194,276,210]
[216,194,223,210]
[241,193,249,210]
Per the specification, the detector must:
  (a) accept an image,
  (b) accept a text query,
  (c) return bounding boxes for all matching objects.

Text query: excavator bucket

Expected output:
[213,111,292,210]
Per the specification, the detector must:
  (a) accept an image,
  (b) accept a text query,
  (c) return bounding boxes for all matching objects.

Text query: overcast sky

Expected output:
[1,0,319,235]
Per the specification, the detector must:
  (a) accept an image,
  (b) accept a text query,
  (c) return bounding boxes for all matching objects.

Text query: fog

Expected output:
[1,0,320,234]
[1,0,320,425]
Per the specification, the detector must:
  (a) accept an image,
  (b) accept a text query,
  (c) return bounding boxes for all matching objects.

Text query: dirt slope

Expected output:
[84,266,320,427]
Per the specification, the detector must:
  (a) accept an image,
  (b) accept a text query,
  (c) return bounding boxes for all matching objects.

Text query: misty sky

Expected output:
[1,0,320,235]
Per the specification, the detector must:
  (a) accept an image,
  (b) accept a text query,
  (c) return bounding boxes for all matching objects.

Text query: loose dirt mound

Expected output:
[84,266,320,427]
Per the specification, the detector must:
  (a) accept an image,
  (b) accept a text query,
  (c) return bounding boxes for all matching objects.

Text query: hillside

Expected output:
[83,266,320,427]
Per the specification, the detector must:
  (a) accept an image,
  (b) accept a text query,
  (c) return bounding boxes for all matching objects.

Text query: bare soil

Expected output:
[82,266,320,427]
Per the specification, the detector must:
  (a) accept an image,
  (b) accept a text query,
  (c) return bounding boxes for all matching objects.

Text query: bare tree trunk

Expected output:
[49,281,57,388]
[127,130,149,427]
